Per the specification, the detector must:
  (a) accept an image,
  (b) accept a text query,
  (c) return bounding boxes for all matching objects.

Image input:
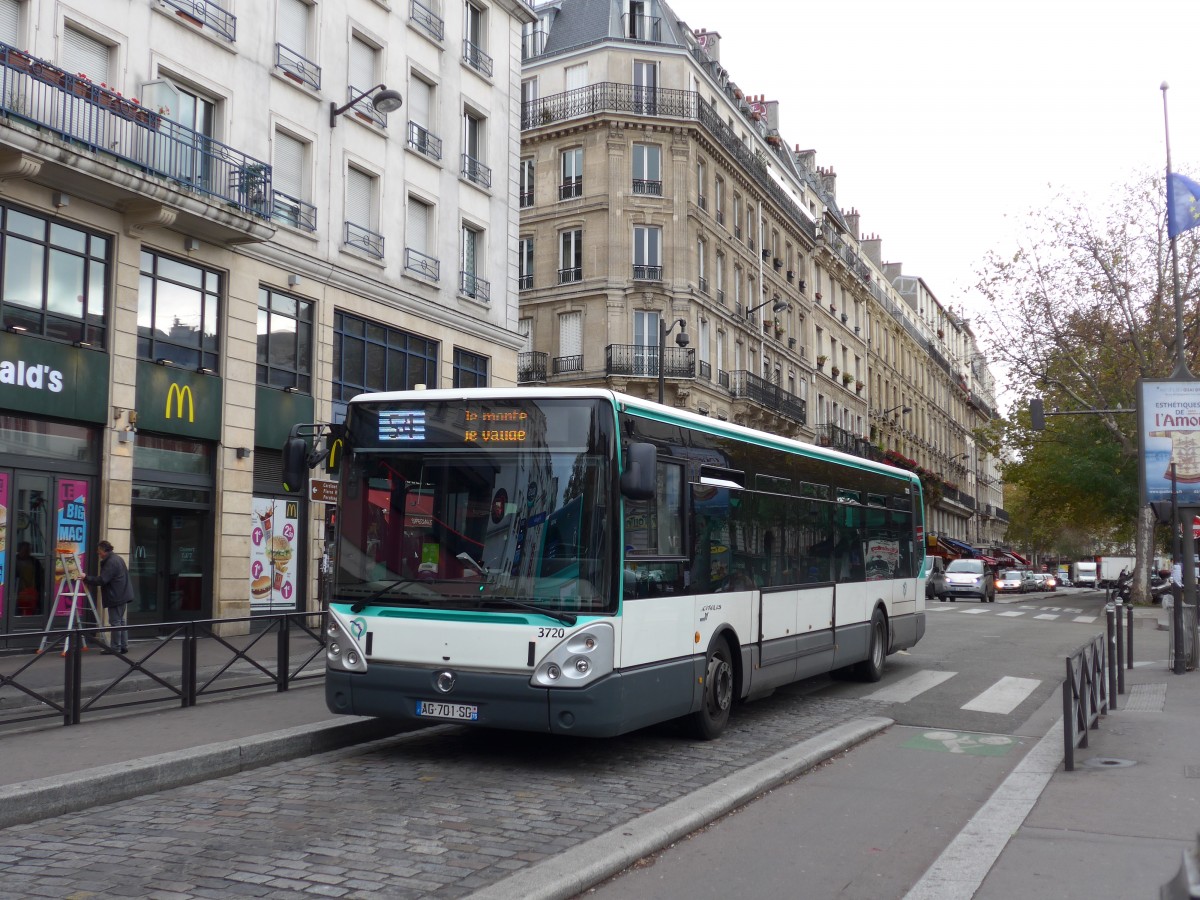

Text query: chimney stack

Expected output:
[817,166,837,201]
[844,208,861,242]
[861,233,883,268]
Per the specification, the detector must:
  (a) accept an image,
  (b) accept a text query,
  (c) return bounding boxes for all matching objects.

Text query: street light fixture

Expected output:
[657,317,689,404]
[746,294,789,317]
[330,84,404,128]
[881,404,912,417]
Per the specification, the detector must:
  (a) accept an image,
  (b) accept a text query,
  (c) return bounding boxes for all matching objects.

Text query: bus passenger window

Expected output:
[625,461,683,556]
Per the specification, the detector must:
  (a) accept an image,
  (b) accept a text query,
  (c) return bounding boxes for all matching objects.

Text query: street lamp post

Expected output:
[658,317,689,405]
[329,84,404,128]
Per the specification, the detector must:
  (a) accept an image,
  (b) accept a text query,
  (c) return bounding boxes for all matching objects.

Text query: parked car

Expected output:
[996,570,1027,594]
[926,556,948,601]
[945,558,996,602]
[1033,573,1057,592]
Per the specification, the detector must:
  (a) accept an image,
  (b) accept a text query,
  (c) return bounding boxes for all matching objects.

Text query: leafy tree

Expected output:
[974,171,1200,599]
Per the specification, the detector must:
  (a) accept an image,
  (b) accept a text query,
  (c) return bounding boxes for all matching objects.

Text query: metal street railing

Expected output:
[1062,633,1108,771]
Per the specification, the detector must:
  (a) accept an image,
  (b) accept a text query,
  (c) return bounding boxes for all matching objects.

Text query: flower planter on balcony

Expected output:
[830,366,840,378]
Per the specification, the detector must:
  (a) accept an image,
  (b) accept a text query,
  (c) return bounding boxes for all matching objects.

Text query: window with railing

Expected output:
[462,111,489,187]
[344,221,384,259]
[163,0,237,42]
[632,143,661,196]
[463,2,492,76]
[460,224,488,301]
[406,121,442,161]
[404,248,440,281]
[633,225,661,281]
[275,44,320,90]
[622,11,661,41]
[459,270,490,302]
[519,237,533,291]
[560,146,583,200]
[271,191,316,232]
[410,0,444,42]
[462,154,491,188]
[520,158,534,208]
[521,27,546,60]
[559,229,582,283]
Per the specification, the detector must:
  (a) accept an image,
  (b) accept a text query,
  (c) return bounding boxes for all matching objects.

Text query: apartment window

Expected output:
[271,129,315,231]
[63,25,110,83]
[560,147,583,199]
[0,205,109,346]
[632,143,661,196]
[407,75,442,161]
[697,239,707,294]
[276,0,319,89]
[633,225,661,280]
[715,177,724,224]
[565,62,588,90]
[521,20,546,60]
[696,159,706,211]
[715,251,725,303]
[698,318,710,378]
[734,263,742,307]
[559,228,582,283]
[462,110,491,187]
[518,236,533,290]
[463,2,492,77]
[332,310,438,415]
[410,0,444,42]
[453,348,489,388]
[348,36,387,127]
[138,250,220,371]
[460,223,488,301]
[405,196,438,280]
[520,157,535,208]
[733,194,742,239]
[0,0,20,46]
[257,287,312,392]
[344,167,383,258]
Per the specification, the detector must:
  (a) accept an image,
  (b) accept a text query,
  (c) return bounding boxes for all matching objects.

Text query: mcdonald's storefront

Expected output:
[129,361,221,624]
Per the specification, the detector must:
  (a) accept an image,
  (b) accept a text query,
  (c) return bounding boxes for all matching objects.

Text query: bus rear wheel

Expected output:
[688,639,734,740]
[854,610,887,682]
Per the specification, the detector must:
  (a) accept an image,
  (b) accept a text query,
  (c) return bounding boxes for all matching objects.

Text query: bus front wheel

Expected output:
[689,639,734,740]
[854,610,887,683]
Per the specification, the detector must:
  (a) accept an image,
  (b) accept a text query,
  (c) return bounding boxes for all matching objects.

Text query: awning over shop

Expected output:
[941,536,979,557]
[1004,550,1031,566]
[979,555,1000,566]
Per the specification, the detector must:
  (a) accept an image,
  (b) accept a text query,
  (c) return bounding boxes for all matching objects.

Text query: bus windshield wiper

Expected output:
[346,579,431,612]
[481,596,577,627]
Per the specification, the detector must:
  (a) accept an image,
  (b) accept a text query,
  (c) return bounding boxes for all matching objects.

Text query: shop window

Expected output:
[453,348,488,388]
[137,251,221,371]
[0,206,110,346]
[257,286,312,392]
[332,310,438,419]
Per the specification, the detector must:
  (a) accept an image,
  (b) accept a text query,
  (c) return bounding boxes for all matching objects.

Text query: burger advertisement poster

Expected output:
[52,480,88,615]
[250,498,298,610]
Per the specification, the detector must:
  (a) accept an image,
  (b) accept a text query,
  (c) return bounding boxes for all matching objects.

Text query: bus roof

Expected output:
[347,386,921,488]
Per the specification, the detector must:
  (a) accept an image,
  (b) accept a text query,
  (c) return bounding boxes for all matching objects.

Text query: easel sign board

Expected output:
[1138,379,1200,506]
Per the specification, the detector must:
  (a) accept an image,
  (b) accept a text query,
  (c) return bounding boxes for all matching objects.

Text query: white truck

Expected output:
[1097,556,1136,588]
[1070,561,1098,588]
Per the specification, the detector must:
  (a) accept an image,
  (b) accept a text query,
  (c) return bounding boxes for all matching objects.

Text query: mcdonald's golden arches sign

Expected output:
[135,361,222,440]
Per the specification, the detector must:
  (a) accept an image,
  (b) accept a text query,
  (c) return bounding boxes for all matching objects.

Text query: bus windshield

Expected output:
[336,398,614,616]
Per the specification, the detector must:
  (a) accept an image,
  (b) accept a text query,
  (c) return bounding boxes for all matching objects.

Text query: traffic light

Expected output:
[1029,397,1045,432]
[1151,500,1175,526]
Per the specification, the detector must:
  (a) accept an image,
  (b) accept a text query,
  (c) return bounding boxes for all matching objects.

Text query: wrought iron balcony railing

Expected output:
[553,354,583,375]
[633,264,662,281]
[605,344,695,379]
[729,370,806,425]
[276,44,320,90]
[410,0,444,41]
[271,189,316,232]
[344,221,383,259]
[622,13,662,41]
[522,30,547,60]
[460,271,490,302]
[406,122,442,161]
[558,267,582,284]
[463,40,493,78]
[632,178,662,196]
[558,180,582,200]
[404,247,439,281]
[519,189,534,208]
[814,423,858,454]
[347,85,387,127]
[517,351,547,383]
[699,360,711,380]
[0,44,271,219]
[718,369,730,389]
[518,273,533,291]
[163,0,236,42]
[462,154,491,188]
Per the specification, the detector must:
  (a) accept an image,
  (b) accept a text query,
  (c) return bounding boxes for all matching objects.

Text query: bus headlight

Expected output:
[531,623,614,688]
[327,607,368,674]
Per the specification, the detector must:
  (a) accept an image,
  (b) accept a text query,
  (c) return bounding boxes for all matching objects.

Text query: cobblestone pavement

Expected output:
[0,683,888,899]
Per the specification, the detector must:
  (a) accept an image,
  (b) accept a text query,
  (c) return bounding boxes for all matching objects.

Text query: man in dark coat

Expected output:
[86,540,134,653]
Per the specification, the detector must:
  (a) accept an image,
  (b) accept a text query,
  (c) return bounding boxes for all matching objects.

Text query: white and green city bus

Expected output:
[303,388,926,739]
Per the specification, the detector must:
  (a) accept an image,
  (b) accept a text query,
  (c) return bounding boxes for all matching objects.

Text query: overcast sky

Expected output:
[676,0,1200,323]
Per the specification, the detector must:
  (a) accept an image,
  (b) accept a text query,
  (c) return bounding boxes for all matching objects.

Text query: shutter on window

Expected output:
[273,131,305,198]
[0,0,19,46]
[409,78,429,127]
[346,168,372,227]
[349,38,374,92]
[277,0,307,53]
[62,26,110,84]
[407,200,428,253]
[462,227,476,275]
[560,312,582,357]
[565,64,588,91]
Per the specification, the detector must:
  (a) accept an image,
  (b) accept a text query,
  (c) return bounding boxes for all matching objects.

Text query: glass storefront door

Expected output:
[130,508,209,622]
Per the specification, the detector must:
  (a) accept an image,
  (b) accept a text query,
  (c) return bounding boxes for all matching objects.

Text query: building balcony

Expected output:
[558,266,582,284]
[271,190,316,232]
[163,0,236,42]
[463,40,493,78]
[553,354,583,375]
[606,344,695,379]
[559,180,582,200]
[517,351,547,384]
[404,247,439,281]
[459,271,490,302]
[410,0,444,42]
[814,423,859,454]
[0,44,272,242]
[632,264,662,281]
[346,85,388,127]
[462,154,491,188]
[406,122,442,161]
[519,189,534,208]
[522,29,547,60]
[276,44,320,90]
[344,221,383,259]
[622,13,662,41]
[518,273,533,291]
[632,178,662,196]
[728,370,806,426]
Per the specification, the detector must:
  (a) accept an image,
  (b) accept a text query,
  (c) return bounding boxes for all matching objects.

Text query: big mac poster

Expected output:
[52,480,87,615]
[250,497,299,610]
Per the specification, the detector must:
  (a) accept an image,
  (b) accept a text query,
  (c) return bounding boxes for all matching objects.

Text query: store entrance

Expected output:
[129,508,209,622]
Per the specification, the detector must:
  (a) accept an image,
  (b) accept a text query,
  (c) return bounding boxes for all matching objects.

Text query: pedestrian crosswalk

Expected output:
[865,669,1042,713]
[926,603,1097,624]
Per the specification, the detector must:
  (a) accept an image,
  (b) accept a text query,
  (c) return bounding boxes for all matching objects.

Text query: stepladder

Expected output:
[37,551,102,655]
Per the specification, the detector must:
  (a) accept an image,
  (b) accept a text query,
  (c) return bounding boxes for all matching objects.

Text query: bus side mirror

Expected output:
[282,436,310,493]
[620,442,656,500]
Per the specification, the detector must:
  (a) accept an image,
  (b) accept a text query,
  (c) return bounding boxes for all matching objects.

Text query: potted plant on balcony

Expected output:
[855,379,864,393]
[816,354,827,369]
[842,372,854,387]
[830,365,840,378]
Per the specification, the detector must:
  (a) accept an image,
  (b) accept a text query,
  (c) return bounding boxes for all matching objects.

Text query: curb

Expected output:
[467,715,893,900]
[0,716,405,829]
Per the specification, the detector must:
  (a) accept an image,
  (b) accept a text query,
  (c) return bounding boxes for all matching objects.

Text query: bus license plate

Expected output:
[416,700,478,721]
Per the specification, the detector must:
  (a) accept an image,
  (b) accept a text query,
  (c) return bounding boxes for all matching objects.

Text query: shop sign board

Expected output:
[0,331,108,422]
[136,361,222,441]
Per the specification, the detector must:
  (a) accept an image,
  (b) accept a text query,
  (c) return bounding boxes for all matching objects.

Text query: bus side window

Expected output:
[625,460,684,557]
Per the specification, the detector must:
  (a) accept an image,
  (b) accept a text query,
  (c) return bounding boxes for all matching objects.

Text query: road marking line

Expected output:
[961,676,1040,714]
[959,608,988,615]
[866,670,957,703]
[903,717,1063,900]
[1073,615,1097,623]
[1034,614,1059,620]
[996,611,1025,617]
